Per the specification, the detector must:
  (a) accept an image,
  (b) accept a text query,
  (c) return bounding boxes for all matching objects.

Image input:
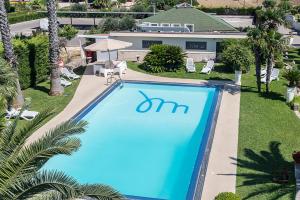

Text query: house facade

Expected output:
[84,3,247,62]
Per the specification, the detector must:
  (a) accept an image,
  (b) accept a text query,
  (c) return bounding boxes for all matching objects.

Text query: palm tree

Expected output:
[247,27,267,93]
[47,0,64,96]
[254,0,289,93]
[0,0,24,107]
[264,30,287,93]
[0,110,123,200]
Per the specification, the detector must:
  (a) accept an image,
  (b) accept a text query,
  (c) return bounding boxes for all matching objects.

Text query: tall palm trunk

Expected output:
[265,53,273,94]
[0,0,24,107]
[254,48,262,93]
[47,0,63,96]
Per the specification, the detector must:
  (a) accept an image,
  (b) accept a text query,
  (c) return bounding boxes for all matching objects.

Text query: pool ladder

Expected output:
[106,73,124,88]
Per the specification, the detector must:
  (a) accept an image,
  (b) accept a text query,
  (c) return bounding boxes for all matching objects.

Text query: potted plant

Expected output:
[283,69,300,103]
[234,67,242,85]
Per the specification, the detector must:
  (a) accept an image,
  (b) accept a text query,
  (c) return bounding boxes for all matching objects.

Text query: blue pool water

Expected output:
[43,82,219,200]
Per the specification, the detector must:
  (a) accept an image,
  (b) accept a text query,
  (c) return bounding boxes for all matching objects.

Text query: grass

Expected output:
[128,62,234,81]
[128,61,300,199]
[20,67,84,128]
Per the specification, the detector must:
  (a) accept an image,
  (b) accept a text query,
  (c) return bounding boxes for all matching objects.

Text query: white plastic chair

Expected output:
[186,58,196,72]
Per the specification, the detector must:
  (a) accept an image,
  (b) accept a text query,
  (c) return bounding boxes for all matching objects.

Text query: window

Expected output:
[161,23,170,27]
[186,41,207,50]
[216,42,221,53]
[171,23,181,27]
[142,40,163,48]
[184,24,194,32]
[142,22,150,26]
[150,23,159,27]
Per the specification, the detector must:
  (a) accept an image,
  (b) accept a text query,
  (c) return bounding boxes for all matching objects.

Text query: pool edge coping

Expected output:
[71,79,225,200]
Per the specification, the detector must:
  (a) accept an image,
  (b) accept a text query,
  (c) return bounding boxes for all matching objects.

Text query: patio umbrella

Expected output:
[85,38,132,52]
[85,39,132,66]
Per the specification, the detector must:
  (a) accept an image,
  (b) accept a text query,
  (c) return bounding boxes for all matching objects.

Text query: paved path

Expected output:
[28,67,240,200]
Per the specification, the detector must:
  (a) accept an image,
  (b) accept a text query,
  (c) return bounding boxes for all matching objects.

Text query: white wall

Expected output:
[95,36,222,62]
[110,36,221,52]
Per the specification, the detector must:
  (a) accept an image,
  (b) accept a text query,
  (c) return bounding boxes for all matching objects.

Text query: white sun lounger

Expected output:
[60,67,80,80]
[61,78,72,87]
[201,60,215,74]
[6,108,39,121]
[186,58,196,72]
[261,68,280,83]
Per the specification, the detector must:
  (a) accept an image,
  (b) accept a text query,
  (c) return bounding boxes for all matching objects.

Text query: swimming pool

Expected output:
[43,81,221,200]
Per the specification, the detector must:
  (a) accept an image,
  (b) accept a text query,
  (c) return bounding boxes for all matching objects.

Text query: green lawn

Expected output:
[20,67,83,128]
[128,61,300,199]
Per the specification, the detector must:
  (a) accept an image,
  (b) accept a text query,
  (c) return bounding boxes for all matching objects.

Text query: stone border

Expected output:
[29,66,241,200]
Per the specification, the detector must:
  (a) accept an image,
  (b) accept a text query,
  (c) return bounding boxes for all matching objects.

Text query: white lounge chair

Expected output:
[5,108,39,121]
[201,60,215,74]
[99,61,114,77]
[113,61,127,75]
[61,78,72,87]
[60,67,80,80]
[186,58,196,72]
[261,68,280,83]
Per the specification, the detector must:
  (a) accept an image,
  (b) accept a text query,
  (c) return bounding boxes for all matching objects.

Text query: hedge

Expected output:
[0,39,31,89]
[197,6,256,15]
[28,35,49,86]
[8,12,46,24]
[0,35,49,89]
[13,39,31,89]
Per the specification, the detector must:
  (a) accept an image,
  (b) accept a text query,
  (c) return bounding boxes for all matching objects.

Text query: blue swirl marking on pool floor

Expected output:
[136,90,189,114]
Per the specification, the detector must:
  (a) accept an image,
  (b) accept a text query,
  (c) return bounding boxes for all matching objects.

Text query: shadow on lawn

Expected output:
[232,142,295,199]
[32,85,50,94]
[241,85,286,102]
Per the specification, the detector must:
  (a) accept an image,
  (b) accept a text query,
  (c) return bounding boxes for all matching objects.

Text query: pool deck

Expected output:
[29,66,240,200]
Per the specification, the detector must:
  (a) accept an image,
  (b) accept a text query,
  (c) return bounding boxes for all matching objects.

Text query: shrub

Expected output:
[28,35,49,86]
[222,43,254,72]
[100,17,119,33]
[143,44,185,73]
[215,192,241,200]
[119,16,136,31]
[283,69,300,87]
[8,12,46,24]
[0,40,30,89]
[70,3,87,11]
[59,25,79,41]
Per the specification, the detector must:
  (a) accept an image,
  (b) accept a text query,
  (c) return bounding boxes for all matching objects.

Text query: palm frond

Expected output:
[6,171,79,200]
[0,110,53,154]
[79,184,124,200]
[41,120,88,145]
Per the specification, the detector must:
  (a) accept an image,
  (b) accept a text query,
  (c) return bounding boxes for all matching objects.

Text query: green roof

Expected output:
[140,7,237,32]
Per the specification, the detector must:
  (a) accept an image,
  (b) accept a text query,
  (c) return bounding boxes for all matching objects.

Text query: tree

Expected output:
[264,30,287,93]
[222,43,254,72]
[46,0,63,96]
[0,110,124,199]
[0,0,24,107]
[253,0,290,93]
[58,25,79,62]
[119,16,136,30]
[247,27,267,93]
[100,17,119,33]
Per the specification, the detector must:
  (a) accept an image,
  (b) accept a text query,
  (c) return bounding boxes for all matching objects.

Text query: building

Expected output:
[83,3,247,62]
